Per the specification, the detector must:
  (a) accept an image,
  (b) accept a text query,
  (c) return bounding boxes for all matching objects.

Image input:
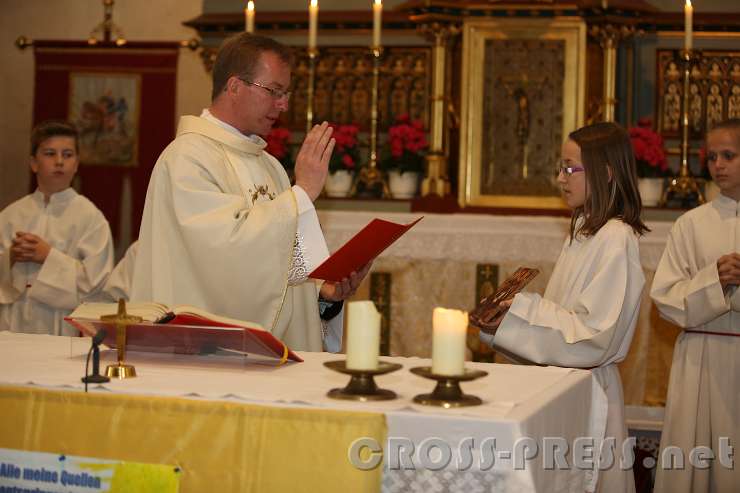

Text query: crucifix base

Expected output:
[105,363,136,379]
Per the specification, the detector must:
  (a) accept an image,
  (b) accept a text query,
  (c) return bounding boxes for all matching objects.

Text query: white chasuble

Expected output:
[651,194,740,493]
[131,116,325,351]
[0,189,114,335]
[482,219,644,493]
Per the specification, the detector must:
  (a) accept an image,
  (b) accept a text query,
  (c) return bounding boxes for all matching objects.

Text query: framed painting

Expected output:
[458,19,586,210]
[68,72,141,167]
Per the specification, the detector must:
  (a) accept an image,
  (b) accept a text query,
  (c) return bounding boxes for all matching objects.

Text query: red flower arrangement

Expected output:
[629,118,670,178]
[328,123,361,173]
[265,125,293,169]
[381,114,428,174]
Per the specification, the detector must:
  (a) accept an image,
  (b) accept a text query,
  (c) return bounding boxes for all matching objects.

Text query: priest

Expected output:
[131,34,368,352]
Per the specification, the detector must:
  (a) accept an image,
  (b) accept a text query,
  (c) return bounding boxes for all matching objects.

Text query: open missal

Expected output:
[65,302,302,363]
[309,216,423,282]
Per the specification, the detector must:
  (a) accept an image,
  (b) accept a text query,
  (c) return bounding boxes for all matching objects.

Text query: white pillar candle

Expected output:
[684,0,693,51]
[431,307,468,376]
[245,1,255,33]
[346,301,381,370]
[372,0,383,48]
[308,0,319,51]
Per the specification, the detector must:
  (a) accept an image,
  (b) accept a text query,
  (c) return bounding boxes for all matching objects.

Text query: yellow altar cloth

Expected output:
[0,384,385,493]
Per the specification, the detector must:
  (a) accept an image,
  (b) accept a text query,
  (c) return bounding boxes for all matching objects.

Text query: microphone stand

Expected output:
[82,328,110,392]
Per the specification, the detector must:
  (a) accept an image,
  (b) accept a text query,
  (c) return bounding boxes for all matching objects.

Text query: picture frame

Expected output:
[458,19,587,210]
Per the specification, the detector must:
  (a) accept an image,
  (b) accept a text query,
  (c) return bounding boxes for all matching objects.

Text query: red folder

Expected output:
[309,217,423,282]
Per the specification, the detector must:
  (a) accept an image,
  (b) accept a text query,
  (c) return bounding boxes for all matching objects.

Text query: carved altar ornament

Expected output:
[730,85,740,119]
[417,22,461,46]
[732,63,740,81]
[587,23,637,48]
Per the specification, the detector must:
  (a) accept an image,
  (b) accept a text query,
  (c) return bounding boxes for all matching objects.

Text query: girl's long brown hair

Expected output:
[568,122,649,240]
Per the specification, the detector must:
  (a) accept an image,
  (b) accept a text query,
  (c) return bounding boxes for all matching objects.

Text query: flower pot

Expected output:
[638,177,664,207]
[324,170,353,198]
[388,170,420,199]
[704,180,721,202]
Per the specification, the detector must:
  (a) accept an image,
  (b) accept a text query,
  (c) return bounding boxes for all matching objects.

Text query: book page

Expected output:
[171,305,266,331]
[67,302,169,322]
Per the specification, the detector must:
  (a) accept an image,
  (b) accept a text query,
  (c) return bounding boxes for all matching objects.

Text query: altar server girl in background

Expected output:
[0,120,114,335]
[650,119,740,493]
[480,121,647,493]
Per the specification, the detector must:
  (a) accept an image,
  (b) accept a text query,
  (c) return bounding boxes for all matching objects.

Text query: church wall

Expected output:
[0,0,210,210]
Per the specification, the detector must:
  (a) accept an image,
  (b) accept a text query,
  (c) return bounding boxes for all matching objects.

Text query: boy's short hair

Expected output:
[30,120,79,156]
[211,33,293,101]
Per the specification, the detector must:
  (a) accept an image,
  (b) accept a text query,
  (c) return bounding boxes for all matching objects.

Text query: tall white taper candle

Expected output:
[245,1,255,33]
[684,0,693,50]
[309,0,318,51]
[372,0,382,48]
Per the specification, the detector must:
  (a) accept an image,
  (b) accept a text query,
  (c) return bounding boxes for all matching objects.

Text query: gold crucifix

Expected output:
[102,299,142,379]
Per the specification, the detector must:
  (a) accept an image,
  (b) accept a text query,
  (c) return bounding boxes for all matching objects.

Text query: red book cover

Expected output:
[310,217,423,282]
[65,316,302,363]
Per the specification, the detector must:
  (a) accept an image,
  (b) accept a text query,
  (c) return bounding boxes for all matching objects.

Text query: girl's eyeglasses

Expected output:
[555,165,584,177]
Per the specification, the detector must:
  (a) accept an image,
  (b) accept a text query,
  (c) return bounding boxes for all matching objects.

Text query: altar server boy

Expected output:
[481,122,648,493]
[651,119,740,493]
[0,120,114,335]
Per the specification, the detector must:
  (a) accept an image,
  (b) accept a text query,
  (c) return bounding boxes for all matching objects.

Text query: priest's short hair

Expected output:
[211,33,293,101]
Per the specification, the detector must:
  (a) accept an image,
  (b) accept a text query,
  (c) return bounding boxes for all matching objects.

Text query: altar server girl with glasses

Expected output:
[650,119,740,493]
[480,121,647,493]
[0,120,114,335]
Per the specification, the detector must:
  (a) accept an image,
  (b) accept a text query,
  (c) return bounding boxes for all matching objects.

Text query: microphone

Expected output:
[82,327,110,390]
[92,327,107,346]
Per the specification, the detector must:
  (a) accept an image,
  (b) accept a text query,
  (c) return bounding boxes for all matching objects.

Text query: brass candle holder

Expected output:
[324,360,401,401]
[661,49,704,206]
[305,47,318,135]
[102,299,142,379]
[410,366,487,408]
[351,45,390,197]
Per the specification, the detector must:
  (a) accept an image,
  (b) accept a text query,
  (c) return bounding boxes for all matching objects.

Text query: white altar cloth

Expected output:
[1,332,608,493]
[318,210,672,271]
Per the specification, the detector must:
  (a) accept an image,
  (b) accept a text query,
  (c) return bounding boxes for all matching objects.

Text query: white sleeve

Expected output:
[489,237,644,368]
[287,185,329,286]
[650,220,730,328]
[0,211,24,304]
[0,249,23,305]
[29,220,114,310]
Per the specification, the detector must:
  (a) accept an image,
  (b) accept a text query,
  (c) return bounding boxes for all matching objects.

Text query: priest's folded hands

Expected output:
[318,262,373,302]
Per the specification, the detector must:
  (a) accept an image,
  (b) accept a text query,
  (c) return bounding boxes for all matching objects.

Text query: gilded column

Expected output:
[589,24,635,123]
[418,22,460,197]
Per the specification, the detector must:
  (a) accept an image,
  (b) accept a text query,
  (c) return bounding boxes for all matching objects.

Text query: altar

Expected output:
[0,332,606,493]
[318,210,681,414]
